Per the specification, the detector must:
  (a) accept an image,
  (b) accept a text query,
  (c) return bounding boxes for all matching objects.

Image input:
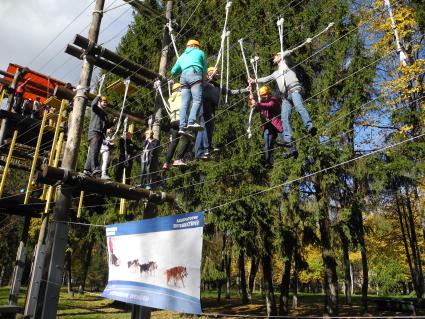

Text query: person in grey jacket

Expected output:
[251,52,316,157]
[83,95,113,177]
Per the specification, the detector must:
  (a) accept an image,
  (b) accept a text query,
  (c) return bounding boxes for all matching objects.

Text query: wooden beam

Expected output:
[73,34,162,81]
[37,165,175,204]
[53,86,146,124]
[65,44,154,88]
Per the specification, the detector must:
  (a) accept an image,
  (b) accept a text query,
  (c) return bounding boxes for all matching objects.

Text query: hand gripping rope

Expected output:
[238,38,255,139]
[111,78,131,140]
[166,19,180,58]
[154,80,171,116]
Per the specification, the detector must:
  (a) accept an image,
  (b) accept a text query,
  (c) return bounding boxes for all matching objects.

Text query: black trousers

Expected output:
[84,132,103,173]
[165,121,180,164]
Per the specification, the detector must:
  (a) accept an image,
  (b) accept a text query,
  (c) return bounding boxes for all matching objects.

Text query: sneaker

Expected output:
[92,170,101,178]
[308,126,317,137]
[173,159,188,167]
[162,162,170,170]
[186,122,204,131]
[283,146,298,159]
[178,129,194,139]
[212,147,220,153]
[101,175,111,180]
[200,154,211,160]
[83,170,91,176]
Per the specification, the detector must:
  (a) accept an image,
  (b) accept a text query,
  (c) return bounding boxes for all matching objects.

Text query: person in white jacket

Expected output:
[100,128,115,179]
[251,52,316,157]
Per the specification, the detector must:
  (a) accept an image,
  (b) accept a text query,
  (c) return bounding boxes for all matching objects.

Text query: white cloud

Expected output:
[0,0,133,85]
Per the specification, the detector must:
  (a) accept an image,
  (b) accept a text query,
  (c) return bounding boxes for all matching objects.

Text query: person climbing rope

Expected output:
[100,128,115,180]
[139,129,160,190]
[195,67,249,159]
[249,85,297,167]
[115,131,137,185]
[250,52,316,158]
[163,83,184,170]
[83,95,114,178]
[171,39,208,134]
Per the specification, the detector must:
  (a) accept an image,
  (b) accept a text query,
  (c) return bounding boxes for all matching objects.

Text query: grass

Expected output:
[0,286,422,318]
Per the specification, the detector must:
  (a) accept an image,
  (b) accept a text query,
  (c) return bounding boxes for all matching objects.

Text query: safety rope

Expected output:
[250,55,261,100]
[166,20,180,58]
[225,30,231,104]
[210,1,233,81]
[97,74,106,96]
[284,22,334,56]
[238,38,255,139]
[154,80,171,116]
[111,78,130,140]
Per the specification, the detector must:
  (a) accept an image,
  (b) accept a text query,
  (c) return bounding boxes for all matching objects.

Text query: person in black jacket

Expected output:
[83,95,113,177]
[139,129,160,189]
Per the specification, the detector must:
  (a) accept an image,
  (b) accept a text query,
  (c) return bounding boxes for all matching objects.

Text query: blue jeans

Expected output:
[179,69,204,130]
[195,130,209,157]
[281,89,312,142]
[263,128,282,166]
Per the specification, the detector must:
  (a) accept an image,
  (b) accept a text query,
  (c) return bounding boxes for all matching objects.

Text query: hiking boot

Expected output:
[308,126,317,137]
[186,122,204,131]
[200,154,211,160]
[173,159,188,167]
[162,162,170,170]
[101,174,112,180]
[83,169,91,176]
[92,170,101,177]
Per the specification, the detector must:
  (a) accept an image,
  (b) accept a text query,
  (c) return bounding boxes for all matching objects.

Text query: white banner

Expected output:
[102,211,204,314]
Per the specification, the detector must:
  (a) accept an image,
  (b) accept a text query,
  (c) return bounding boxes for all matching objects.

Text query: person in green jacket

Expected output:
[171,39,208,134]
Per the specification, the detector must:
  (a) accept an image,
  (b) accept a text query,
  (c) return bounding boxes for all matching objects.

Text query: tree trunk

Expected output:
[225,235,232,299]
[404,188,425,303]
[279,245,293,316]
[262,228,277,316]
[80,238,95,293]
[338,225,352,305]
[217,233,226,303]
[248,255,259,301]
[292,242,300,310]
[238,251,249,304]
[318,201,339,315]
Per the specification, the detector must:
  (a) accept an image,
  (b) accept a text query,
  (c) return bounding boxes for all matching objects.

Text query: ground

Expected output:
[0,287,422,318]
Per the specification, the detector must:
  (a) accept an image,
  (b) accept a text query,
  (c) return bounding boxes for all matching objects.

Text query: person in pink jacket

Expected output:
[249,86,297,167]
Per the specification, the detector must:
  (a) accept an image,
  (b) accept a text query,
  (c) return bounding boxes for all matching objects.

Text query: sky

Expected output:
[0,0,135,87]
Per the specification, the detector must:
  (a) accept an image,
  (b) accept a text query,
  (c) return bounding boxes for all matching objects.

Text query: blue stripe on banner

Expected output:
[106,211,204,236]
[102,281,202,314]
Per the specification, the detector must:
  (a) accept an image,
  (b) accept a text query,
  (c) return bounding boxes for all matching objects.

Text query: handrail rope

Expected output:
[79,0,401,183]
[166,20,180,58]
[154,80,172,116]
[111,78,131,140]
[106,13,408,177]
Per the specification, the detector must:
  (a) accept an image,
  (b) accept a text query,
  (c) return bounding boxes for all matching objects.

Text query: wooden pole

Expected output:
[37,1,106,317]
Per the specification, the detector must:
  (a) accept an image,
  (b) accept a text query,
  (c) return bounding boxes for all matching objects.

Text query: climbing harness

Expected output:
[111,78,131,140]
[166,20,180,58]
[154,80,171,116]
[238,38,255,139]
